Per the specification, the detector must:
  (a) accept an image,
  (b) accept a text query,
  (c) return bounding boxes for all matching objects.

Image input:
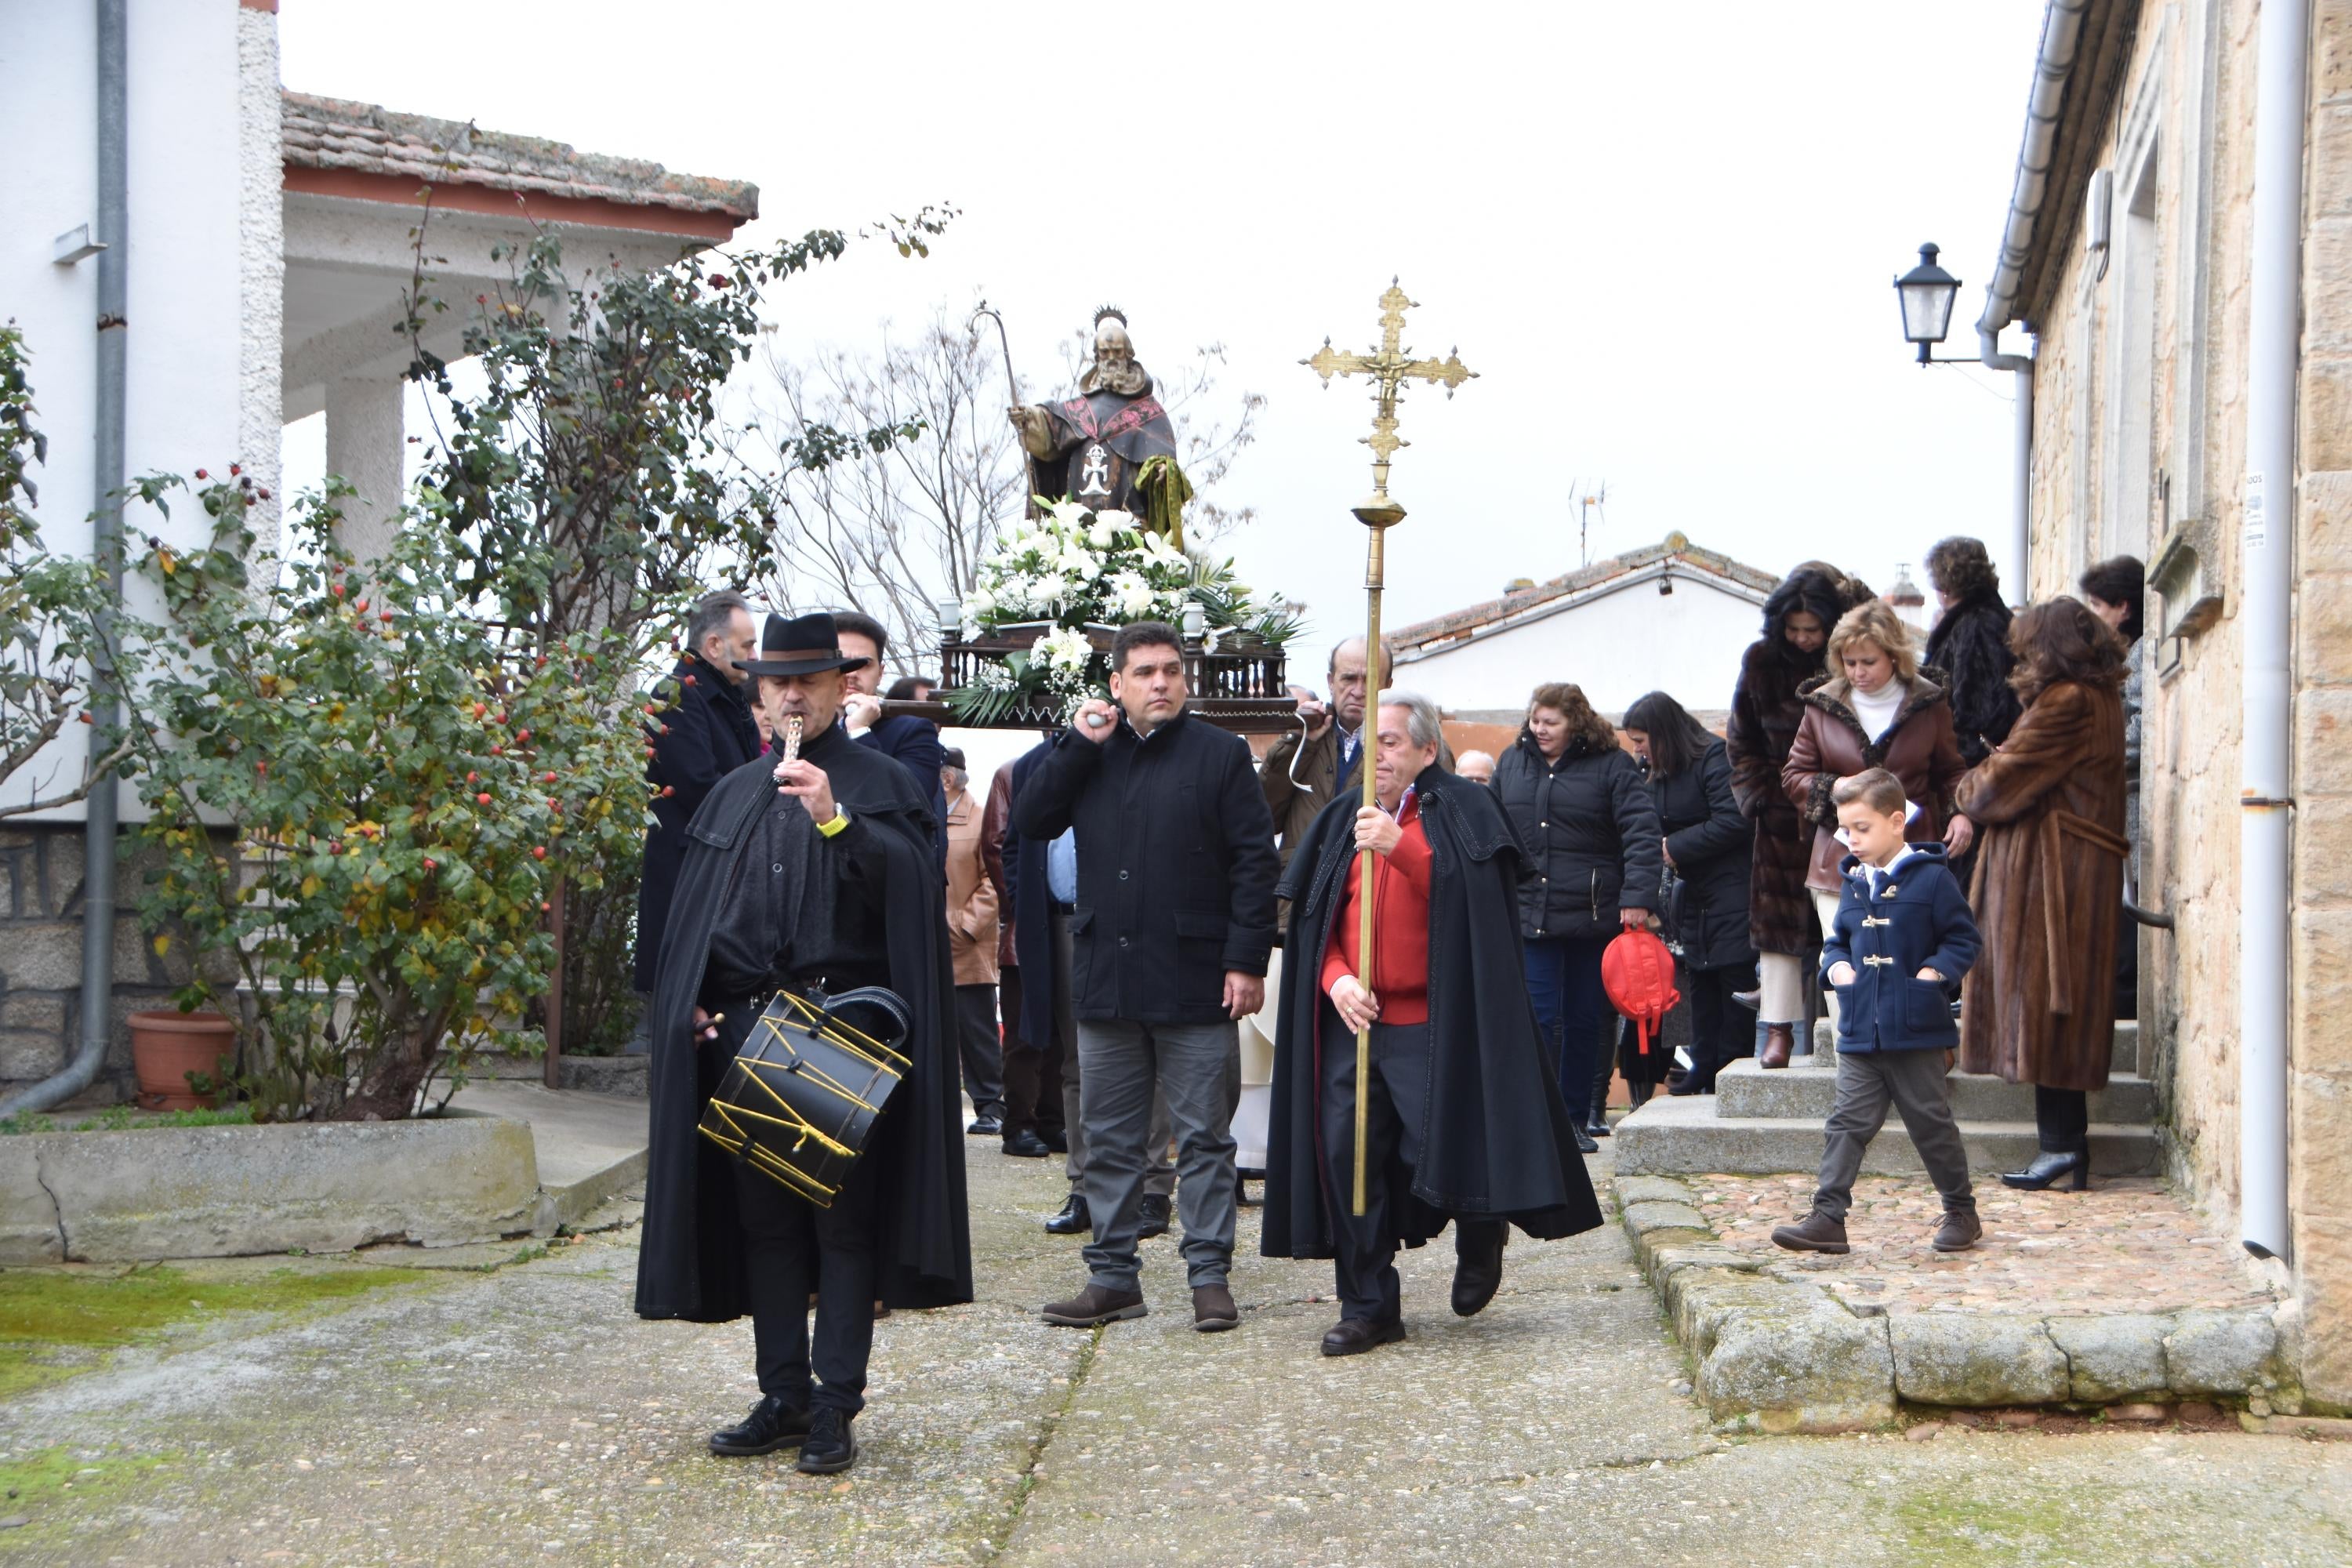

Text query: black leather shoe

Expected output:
[1320,1316,1406,1357]
[1573,1127,1599,1155]
[1450,1222,1507,1318]
[707,1394,811,1457]
[1044,1193,1090,1235]
[1136,1193,1173,1240]
[1585,1115,1612,1139]
[1040,1126,1069,1154]
[1001,1129,1051,1158]
[967,1115,1003,1138]
[2001,1150,2091,1191]
[795,1408,856,1474]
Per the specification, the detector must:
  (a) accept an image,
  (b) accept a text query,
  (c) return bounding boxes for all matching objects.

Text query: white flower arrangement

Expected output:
[946,499,1301,724]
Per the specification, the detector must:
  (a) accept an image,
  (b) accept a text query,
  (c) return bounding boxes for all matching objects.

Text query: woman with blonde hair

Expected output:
[1781,601,1973,1037]
[1492,682,1662,1147]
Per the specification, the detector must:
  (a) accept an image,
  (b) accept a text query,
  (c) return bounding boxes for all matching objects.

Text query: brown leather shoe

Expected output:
[1759,1023,1795,1069]
[1320,1316,1406,1357]
[1040,1283,1147,1327]
[1769,1210,1851,1254]
[1191,1283,1240,1333]
[1932,1209,1984,1253]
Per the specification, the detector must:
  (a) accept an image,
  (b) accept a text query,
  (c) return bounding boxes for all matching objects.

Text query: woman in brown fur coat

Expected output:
[1955,597,2129,1191]
[1727,568,1861,1067]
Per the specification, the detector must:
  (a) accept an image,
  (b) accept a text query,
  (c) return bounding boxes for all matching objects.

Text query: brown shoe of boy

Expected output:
[1932,1209,1984,1253]
[1769,1210,1851,1254]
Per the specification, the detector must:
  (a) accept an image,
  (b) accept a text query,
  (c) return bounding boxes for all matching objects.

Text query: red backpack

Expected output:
[1602,928,1682,1058]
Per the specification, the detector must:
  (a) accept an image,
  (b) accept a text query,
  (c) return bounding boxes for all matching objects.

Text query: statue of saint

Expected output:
[1008,308,1189,545]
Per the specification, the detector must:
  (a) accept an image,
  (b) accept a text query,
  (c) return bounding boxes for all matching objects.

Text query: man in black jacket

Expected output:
[833,610,949,869]
[1015,622,1279,1333]
[636,590,762,993]
[633,612,971,1478]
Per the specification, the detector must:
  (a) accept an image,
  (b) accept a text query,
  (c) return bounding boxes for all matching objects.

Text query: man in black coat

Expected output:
[832,610,949,869]
[1014,622,1279,1333]
[635,590,762,993]
[633,612,971,1477]
[1265,691,1602,1356]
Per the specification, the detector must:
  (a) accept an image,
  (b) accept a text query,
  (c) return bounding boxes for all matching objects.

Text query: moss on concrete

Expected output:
[0,1261,426,1399]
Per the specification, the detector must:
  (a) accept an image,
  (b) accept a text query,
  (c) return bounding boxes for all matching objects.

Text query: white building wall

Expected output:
[0,0,262,818]
[1393,574,1766,717]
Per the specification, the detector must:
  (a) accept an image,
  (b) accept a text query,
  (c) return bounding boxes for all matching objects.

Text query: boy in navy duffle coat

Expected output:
[1771,768,1984,1256]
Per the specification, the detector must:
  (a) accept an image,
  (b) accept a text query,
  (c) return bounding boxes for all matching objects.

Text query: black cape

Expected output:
[1261,765,1604,1260]
[633,735,973,1320]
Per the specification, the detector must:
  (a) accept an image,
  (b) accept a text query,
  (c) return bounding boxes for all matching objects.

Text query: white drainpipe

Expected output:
[2239,0,2307,1264]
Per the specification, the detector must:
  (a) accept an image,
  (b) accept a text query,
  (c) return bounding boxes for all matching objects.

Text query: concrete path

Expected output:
[3,1143,2349,1565]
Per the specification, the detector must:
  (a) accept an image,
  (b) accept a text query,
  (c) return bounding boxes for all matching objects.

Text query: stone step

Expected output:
[1612,1091,2161,1178]
[1804,1017,2141,1076]
[1714,1058,2155,1124]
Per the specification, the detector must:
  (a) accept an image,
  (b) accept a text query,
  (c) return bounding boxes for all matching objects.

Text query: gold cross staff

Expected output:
[1300,281,1476,1216]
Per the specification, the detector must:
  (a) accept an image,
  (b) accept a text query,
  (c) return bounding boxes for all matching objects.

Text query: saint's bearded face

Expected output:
[1092,325,1146,396]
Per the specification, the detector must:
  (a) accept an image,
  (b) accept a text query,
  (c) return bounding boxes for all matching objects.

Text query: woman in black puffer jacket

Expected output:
[1493,682,1662,1149]
[1624,691,1757,1094]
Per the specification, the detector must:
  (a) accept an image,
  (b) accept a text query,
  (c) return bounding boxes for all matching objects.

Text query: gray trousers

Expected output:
[1076,1017,1240,1291]
[953,984,1005,1121]
[1051,906,1171,1197]
[1813,1048,1975,1221]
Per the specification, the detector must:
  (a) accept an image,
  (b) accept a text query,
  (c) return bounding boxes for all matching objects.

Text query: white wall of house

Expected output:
[0,0,278,820]
[1392,566,1766,717]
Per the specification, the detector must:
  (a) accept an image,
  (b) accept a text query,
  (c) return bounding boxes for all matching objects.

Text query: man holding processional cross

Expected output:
[1259,283,1599,1355]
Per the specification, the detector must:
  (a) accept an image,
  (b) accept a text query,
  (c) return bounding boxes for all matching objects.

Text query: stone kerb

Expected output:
[0,1115,539,1265]
[1614,1174,2291,1429]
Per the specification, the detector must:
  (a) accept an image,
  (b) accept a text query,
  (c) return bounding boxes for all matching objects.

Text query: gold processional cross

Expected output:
[1300,280,1476,1215]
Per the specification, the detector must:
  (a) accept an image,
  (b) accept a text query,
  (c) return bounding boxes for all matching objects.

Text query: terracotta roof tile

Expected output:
[281,90,758,223]
[1390,533,1780,651]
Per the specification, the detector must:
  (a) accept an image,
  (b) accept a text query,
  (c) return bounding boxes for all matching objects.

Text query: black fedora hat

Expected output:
[737,612,872,677]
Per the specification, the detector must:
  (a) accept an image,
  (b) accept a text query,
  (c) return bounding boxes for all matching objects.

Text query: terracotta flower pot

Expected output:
[129,1010,235,1111]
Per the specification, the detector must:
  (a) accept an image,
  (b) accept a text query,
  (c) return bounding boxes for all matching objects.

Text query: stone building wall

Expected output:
[0,824,201,1109]
[2017,0,2352,1407]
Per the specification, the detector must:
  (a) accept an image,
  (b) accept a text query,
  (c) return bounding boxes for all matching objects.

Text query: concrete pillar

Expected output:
[322,376,405,565]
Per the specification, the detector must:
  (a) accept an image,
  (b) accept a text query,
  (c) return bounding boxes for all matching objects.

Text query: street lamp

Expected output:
[1894,242,1962,365]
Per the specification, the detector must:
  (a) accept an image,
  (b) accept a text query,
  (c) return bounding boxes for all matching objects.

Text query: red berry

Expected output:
[476,792,491,806]
[490,745,504,757]
[423,857,437,871]
[256,761,267,775]
[194,468,209,480]
[229,463,241,477]
[379,609,394,622]
[256,488,270,499]
[540,901,552,913]
[330,583,344,598]
[543,771,557,784]
[546,797,558,809]
[77,712,93,724]
[474,702,488,718]
[466,771,479,783]
[709,273,729,289]
[682,674,697,688]
[535,656,548,669]
[354,598,368,614]
[328,842,343,855]
[532,845,548,861]
[515,728,530,745]
[643,745,656,758]
[661,786,675,798]
[644,704,659,717]
[495,711,508,724]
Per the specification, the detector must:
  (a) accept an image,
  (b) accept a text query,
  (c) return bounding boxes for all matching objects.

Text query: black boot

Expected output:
[707,1393,811,1457]
[1450,1221,1507,1317]
[1044,1193,1090,1235]
[1135,1193,1172,1240]
[2001,1150,2090,1191]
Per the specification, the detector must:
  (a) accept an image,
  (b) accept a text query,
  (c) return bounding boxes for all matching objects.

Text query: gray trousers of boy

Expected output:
[1813,1048,1975,1221]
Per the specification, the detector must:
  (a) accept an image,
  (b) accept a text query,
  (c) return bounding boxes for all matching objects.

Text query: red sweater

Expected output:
[1320,790,1433,1025]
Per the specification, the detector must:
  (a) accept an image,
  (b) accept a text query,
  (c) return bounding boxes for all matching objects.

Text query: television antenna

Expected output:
[1572,480,1610,567]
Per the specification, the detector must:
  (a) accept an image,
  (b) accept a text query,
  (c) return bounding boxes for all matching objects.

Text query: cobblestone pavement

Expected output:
[1686,1173,2278,1316]
[2,1145,2347,1566]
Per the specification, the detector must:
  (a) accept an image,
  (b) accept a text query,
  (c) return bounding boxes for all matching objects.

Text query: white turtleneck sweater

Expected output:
[1849,678,1908,742]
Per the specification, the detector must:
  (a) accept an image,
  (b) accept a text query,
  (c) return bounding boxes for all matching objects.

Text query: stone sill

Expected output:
[1615,1173,2296,1433]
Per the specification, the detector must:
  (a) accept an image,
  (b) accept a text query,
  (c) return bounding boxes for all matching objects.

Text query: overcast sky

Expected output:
[281,0,2050,672]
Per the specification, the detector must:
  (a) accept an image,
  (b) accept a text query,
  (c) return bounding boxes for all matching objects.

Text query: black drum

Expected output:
[699,987,911,1207]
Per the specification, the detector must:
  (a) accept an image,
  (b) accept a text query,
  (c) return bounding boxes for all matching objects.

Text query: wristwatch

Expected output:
[817,808,851,839]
